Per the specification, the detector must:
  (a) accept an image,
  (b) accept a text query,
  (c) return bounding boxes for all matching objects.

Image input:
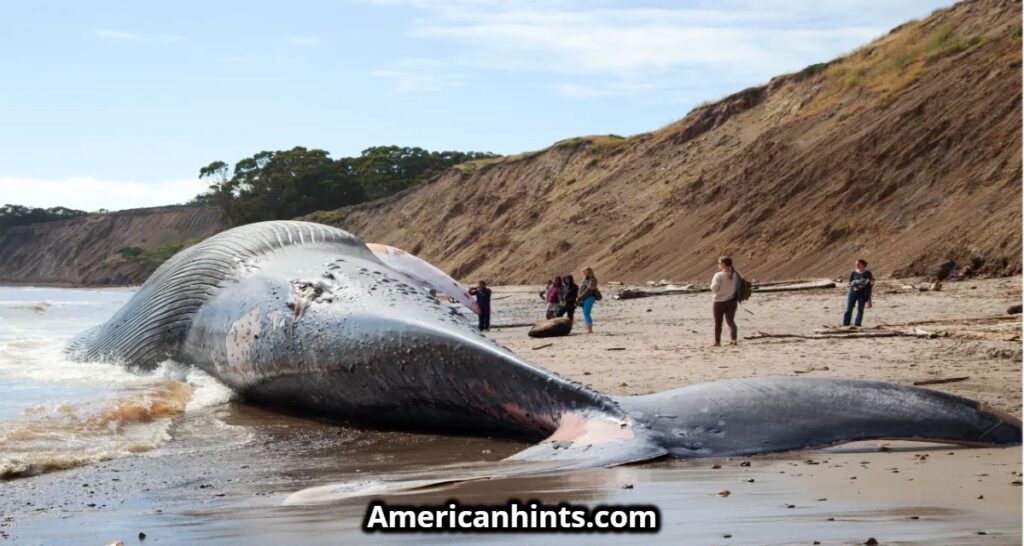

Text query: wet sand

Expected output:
[1,277,1021,545]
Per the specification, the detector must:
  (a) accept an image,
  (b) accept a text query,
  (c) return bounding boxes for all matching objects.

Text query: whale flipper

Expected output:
[284,410,667,505]
[620,377,1022,457]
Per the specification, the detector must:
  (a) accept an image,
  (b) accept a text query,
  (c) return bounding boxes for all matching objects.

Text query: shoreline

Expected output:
[0,277,1020,544]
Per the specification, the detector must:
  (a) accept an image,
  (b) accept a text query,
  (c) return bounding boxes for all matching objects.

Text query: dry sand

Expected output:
[490,276,1022,415]
[2,277,1021,545]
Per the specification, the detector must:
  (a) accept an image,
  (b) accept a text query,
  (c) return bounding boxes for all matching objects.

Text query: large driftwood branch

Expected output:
[615,279,837,300]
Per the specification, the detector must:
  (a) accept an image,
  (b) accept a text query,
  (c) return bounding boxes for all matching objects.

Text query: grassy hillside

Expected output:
[324,0,1021,283]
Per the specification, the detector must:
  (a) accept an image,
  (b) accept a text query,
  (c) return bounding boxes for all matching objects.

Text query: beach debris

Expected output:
[929,259,958,282]
[527,318,573,338]
[617,279,836,300]
[864,538,879,545]
[606,347,627,351]
[531,343,554,350]
[717,490,731,497]
[918,281,942,292]
[794,366,830,374]
[755,279,836,293]
[138,531,146,540]
[616,287,700,300]
[1007,304,1022,315]
[722,533,732,538]
[711,464,722,469]
[621,483,634,489]
[739,461,751,467]
[912,376,970,386]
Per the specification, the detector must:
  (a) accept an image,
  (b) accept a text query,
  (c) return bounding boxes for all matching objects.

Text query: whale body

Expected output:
[67,221,1021,499]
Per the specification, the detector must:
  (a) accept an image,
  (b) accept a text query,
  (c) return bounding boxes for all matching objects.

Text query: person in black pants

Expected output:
[556,274,578,321]
[469,280,492,331]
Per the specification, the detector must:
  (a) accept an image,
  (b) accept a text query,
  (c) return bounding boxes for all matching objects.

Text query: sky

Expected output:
[0,0,955,211]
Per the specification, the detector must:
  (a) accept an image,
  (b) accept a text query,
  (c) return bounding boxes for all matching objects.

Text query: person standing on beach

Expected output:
[710,256,739,346]
[578,268,599,334]
[469,280,491,331]
[545,276,563,319]
[842,259,874,328]
[557,274,579,321]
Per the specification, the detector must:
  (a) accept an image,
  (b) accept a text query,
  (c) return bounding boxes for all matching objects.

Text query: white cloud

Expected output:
[371,63,464,94]
[367,0,954,99]
[0,177,209,212]
[93,29,137,40]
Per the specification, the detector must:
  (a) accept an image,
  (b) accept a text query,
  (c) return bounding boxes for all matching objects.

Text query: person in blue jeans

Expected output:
[577,267,599,334]
[843,259,874,327]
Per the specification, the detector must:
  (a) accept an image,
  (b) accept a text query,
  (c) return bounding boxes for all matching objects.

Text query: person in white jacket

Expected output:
[710,256,739,346]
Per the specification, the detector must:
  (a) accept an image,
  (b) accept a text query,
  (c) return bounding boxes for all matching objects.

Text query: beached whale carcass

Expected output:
[67,221,1021,497]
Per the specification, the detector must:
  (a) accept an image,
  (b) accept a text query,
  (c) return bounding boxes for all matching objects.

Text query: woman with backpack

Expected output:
[578,267,600,334]
[710,256,739,346]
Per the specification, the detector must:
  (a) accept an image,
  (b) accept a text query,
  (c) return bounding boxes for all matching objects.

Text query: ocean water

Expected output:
[0,286,235,478]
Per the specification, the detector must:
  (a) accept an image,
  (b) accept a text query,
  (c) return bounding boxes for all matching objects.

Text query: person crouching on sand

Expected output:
[578,268,599,334]
[557,274,579,321]
[468,280,491,331]
[710,256,739,346]
[843,259,874,328]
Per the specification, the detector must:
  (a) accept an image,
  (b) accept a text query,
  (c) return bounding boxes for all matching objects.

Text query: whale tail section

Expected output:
[619,377,1022,458]
[284,377,1021,505]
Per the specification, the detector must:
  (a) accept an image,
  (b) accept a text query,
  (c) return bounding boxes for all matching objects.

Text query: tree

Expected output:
[193,145,498,225]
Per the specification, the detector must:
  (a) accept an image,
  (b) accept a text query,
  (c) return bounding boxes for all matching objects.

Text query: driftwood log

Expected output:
[616,279,836,300]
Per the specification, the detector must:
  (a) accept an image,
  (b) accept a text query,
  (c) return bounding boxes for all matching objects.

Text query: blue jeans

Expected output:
[843,291,868,326]
[581,296,596,326]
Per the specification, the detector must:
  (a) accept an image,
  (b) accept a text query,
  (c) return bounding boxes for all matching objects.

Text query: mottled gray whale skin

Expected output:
[68,221,1021,469]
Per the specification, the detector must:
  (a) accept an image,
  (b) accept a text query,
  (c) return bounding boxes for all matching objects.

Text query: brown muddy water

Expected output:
[1,287,1021,545]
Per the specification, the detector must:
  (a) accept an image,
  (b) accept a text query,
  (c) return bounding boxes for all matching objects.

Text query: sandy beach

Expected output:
[1,276,1020,545]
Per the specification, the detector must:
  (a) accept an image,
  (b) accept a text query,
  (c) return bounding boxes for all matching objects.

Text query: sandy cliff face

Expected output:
[0,206,224,286]
[335,0,1022,283]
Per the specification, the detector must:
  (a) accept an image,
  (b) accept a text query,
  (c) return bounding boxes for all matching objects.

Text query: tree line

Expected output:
[193,145,498,225]
[0,204,88,235]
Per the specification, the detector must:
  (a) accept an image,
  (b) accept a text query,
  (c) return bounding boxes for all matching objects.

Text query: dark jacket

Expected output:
[848,270,873,302]
[560,282,579,305]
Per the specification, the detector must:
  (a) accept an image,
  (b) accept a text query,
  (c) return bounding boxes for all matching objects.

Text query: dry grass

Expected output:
[813,17,982,106]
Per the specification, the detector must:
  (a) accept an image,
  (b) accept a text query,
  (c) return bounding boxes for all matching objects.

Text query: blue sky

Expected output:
[0,0,954,211]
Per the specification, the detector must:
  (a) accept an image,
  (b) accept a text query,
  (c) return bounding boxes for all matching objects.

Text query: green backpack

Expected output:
[735,272,753,303]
